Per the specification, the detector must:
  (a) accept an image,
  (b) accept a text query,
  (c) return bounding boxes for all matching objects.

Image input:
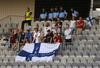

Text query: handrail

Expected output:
[0,15,34,21]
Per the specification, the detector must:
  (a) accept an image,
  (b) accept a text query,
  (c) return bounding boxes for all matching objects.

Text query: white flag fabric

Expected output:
[87,17,93,27]
[15,43,60,62]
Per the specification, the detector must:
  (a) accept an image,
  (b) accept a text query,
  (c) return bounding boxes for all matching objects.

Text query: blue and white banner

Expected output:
[15,43,60,62]
[87,17,93,26]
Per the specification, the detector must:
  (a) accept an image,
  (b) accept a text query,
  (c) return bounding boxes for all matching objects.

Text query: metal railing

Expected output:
[0,15,34,23]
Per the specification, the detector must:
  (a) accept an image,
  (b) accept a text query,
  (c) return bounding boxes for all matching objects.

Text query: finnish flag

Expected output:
[87,17,93,26]
[15,43,60,62]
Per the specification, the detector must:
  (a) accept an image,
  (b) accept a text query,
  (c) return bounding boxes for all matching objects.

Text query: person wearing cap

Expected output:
[42,30,53,43]
[71,8,79,20]
[48,7,54,21]
[59,6,68,21]
[39,8,47,22]
[52,6,59,21]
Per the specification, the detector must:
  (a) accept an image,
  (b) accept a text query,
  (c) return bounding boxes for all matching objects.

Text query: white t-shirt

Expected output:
[44,27,51,36]
[52,24,56,28]
[33,32,41,43]
[70,20,76,28]
[52,28,60,35]
[64,29,72,39]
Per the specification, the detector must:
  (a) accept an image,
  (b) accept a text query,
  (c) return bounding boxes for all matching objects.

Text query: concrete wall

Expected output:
[0,0,35,28]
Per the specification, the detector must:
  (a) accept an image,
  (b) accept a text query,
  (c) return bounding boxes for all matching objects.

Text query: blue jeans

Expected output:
[70,27,75,35]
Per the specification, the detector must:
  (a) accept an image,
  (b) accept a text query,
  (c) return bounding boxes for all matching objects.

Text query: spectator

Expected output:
[52,6,59,21]
[42,30,53,43]
[52,25,60,36]
[20,29,25,43]
[8,32,17,51]
[48,7,54,21]
[51,21,57,29]
[64,24,72,45]
[16,32,20,52]
[71,8,79,20]
[59,6,68,21]
[53,33,63,43]
[14,29,19,37]
[39,7,47,22]
[33,28,41,43]
[33,24,40,34]
[5,29,12,41]
[21,7,32,30]
[69,16,77,35]
[56,18,63,29]
[42,22,51,38]
[23,30,33,44]
[76,17,84,35]
[56,18,62,34]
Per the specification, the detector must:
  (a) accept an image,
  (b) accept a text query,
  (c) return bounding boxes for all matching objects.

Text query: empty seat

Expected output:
[67,57,73,63]
[65,63,71,68]
[71,63,78,68]
[85,63,92,68]
[45,63,51,68]
[73,57,80,63]
[38,62,44,68]
[2,57,8,63]
[53,57,60,63]
[61,57,66,64]
[51,62,57,68]
[80,57,87,63]
[92,63,99,68]
[57,63,65,68]
[31,62,37,68]
[78,63,85,68]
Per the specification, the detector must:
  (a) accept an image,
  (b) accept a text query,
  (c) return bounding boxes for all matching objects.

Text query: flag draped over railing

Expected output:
[15,43,60,62]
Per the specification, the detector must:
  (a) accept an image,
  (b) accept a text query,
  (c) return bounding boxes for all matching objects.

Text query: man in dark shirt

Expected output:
[20,29,25,43]
[14,29,19,37]
[56,18,62,35]
[42,30,53,43]
[56,18,62,29]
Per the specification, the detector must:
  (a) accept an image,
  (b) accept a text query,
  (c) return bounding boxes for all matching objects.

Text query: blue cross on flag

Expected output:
[15,43,60,62]
[87,16,93,27]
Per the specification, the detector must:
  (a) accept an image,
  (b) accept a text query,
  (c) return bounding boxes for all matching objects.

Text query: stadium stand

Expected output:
[0,19,99,68]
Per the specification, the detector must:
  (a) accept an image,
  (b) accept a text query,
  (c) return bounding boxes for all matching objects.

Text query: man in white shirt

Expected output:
[32,24,40,35]
[42,22,51,38]
[64,24,72,45]
[51,21,57,29]
[33,28,41,43]
[52,25,60,36]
